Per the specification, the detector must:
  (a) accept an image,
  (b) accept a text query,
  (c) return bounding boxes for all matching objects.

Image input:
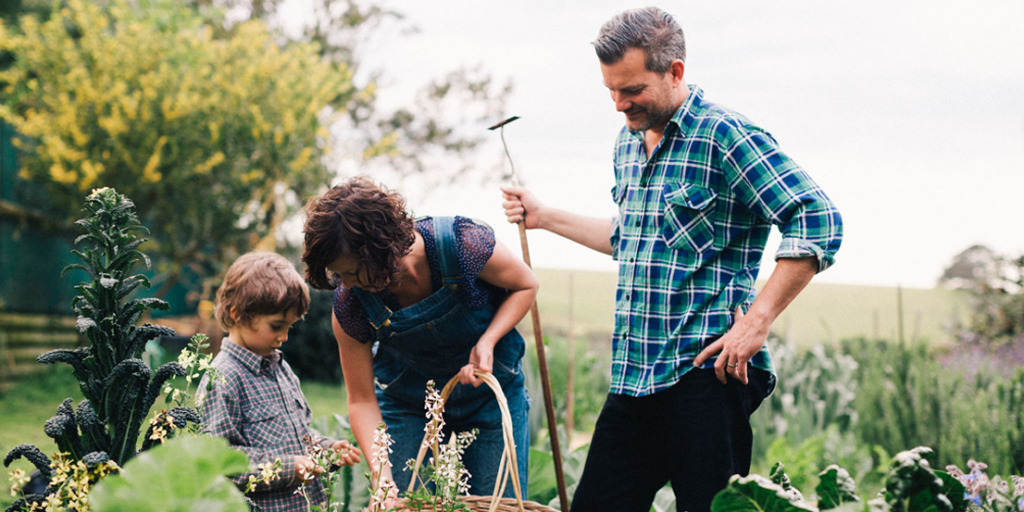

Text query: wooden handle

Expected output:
[516,221,569,511]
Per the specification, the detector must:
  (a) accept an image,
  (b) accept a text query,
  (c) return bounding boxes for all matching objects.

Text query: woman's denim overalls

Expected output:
[351,216,530,496]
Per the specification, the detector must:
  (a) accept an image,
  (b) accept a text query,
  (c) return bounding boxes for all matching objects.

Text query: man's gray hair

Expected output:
[593,7,686,73]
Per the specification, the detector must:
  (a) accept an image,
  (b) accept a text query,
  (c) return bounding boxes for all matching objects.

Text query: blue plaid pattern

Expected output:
[199,340,336,512]
[608,84,843,397]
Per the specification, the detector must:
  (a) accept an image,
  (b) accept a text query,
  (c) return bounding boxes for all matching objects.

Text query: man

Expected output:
[501,7,843,512]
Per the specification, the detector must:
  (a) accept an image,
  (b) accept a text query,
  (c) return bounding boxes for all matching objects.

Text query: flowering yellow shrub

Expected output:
[0,0,358,283]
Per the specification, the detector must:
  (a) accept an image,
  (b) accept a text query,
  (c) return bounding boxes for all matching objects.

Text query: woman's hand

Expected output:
[459,338,496,387]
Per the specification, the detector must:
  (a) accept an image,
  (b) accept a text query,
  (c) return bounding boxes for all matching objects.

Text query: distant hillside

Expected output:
[524,268,965,349]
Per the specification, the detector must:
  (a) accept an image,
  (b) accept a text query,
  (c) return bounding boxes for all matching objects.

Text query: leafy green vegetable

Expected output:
[90,436,250,512]
[817,465,860,510]
[772,462,806,502]
[711,474,817,512]
[882,447,952,512]
[934,471,967,512]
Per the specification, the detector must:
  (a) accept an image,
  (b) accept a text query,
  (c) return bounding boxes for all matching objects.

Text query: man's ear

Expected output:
[670,59,685,85]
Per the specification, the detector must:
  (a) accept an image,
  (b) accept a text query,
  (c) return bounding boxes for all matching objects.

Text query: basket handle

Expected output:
[406,370,526,512]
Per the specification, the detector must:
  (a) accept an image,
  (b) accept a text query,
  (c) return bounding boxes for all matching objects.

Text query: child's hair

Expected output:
[301,176,415,291]
[214,251,310,330]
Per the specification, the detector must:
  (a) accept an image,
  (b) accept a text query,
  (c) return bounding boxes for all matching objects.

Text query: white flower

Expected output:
[88,187,112,200]
[372,422,394,468]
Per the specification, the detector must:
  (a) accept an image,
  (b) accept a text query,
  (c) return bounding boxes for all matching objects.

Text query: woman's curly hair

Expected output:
[302,176,416,291]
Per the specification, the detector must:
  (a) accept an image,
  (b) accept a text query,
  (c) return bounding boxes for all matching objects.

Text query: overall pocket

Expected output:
[661,182,717,253]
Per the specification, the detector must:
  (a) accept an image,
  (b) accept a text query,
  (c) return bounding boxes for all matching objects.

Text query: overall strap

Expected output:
[351,286,393,330]
[432,216,462,290]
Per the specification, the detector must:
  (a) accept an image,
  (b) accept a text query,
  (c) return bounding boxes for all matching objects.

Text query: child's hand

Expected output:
[294,455,323,482]
[330,439,363,466]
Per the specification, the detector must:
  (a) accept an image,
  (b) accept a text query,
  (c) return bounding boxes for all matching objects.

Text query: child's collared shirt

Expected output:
[200,339,333,512]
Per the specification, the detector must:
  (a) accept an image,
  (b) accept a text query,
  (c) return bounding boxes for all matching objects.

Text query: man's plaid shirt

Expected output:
[199,340,335,512]
[608,84,843,397]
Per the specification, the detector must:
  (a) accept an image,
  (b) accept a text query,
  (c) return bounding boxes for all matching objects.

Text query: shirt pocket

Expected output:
[242,401,286,446]
[660,182,717,253]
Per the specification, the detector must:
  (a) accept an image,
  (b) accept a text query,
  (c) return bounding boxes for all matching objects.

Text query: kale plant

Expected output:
[2,188,201,512]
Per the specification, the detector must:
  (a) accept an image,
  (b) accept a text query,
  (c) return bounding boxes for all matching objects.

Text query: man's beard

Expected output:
[626,100,677,133]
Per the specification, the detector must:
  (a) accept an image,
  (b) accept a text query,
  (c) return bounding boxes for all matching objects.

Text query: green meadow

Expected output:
[526,268,966,348]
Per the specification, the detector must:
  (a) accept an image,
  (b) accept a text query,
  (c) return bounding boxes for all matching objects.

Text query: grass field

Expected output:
[527,268,966,348]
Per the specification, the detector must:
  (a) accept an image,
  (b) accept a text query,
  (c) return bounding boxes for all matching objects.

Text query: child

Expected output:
[199,251,362,511]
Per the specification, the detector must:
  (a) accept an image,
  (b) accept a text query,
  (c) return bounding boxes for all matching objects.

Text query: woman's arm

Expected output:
[459,237,539,386]
[332,314,399,498]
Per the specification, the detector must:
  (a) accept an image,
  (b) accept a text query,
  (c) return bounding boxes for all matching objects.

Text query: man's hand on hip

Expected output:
[693,307,770,385]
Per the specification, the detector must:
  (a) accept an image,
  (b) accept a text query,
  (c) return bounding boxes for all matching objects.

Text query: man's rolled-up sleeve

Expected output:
[719,121,843,272]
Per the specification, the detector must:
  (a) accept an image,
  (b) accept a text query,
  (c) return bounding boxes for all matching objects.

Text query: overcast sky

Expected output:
[286,0,1024,288]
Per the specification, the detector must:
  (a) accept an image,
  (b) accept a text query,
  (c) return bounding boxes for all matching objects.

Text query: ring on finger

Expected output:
[727,362,738,368]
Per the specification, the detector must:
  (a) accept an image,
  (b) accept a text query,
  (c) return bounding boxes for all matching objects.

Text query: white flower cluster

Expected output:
[432,429,477,500]
[422,380,446,451]
[372,422,394,469]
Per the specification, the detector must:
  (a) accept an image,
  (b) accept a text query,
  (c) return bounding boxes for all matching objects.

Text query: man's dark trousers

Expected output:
[570,367,773,512]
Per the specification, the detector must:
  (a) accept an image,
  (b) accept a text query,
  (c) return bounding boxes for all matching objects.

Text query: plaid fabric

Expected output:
[199,340,335,512]
[608,84,843,397]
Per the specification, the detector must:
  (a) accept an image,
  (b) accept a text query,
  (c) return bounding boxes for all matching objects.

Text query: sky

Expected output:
[285,0,1024,289]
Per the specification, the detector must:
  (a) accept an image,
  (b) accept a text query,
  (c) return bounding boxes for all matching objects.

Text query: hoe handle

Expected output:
[518,221,569,511]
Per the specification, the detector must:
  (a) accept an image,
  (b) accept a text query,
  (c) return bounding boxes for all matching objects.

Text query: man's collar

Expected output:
[626,84,704,141]
[668,84,703,136]
[220,339,282,375]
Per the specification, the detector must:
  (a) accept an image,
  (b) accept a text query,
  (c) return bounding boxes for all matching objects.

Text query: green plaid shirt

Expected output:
[608,84,843,397]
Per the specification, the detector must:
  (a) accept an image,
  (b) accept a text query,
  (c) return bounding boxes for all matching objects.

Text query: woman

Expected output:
[302,176,537,500]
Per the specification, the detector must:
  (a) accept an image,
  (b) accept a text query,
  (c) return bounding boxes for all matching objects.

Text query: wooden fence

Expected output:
[0,312,81,392]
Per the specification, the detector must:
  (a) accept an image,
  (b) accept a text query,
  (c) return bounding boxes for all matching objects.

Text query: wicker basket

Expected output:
[405,371,559,512]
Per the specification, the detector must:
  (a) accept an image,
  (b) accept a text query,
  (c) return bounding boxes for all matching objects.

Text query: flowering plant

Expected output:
[946,460,1024,512]
[293,434,358,512]
[401,380,478,512]
[5,453,118,512]
[367,423,398,512]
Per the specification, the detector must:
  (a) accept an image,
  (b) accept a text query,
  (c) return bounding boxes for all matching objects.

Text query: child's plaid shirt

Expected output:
[199,340,337,512]
[609,84,843,397]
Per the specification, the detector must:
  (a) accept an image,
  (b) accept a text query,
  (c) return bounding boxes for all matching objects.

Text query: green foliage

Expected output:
[309,414,370,512]
[0,0,352,296]
[940,245,1024,344]
[711,473,816,512]
[89,435,250,512]
[2,189,201,511]
[817,465,860,510]
[713,448,980,512]
[773,463,806,502]
[882,447,952,512]
[846,338,1024,476]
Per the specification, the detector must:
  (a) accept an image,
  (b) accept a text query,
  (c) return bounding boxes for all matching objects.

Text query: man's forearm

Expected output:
[537,207,614,255]
[745,257,818,328]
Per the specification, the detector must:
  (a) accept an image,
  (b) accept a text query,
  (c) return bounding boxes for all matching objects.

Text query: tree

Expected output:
[188,0,514,188]
[940,245,1024,344]
[1,0,512,301]
[0,0,355,296]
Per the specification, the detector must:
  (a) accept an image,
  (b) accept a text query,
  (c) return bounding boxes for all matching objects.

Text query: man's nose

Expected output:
[612,92,631,112]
